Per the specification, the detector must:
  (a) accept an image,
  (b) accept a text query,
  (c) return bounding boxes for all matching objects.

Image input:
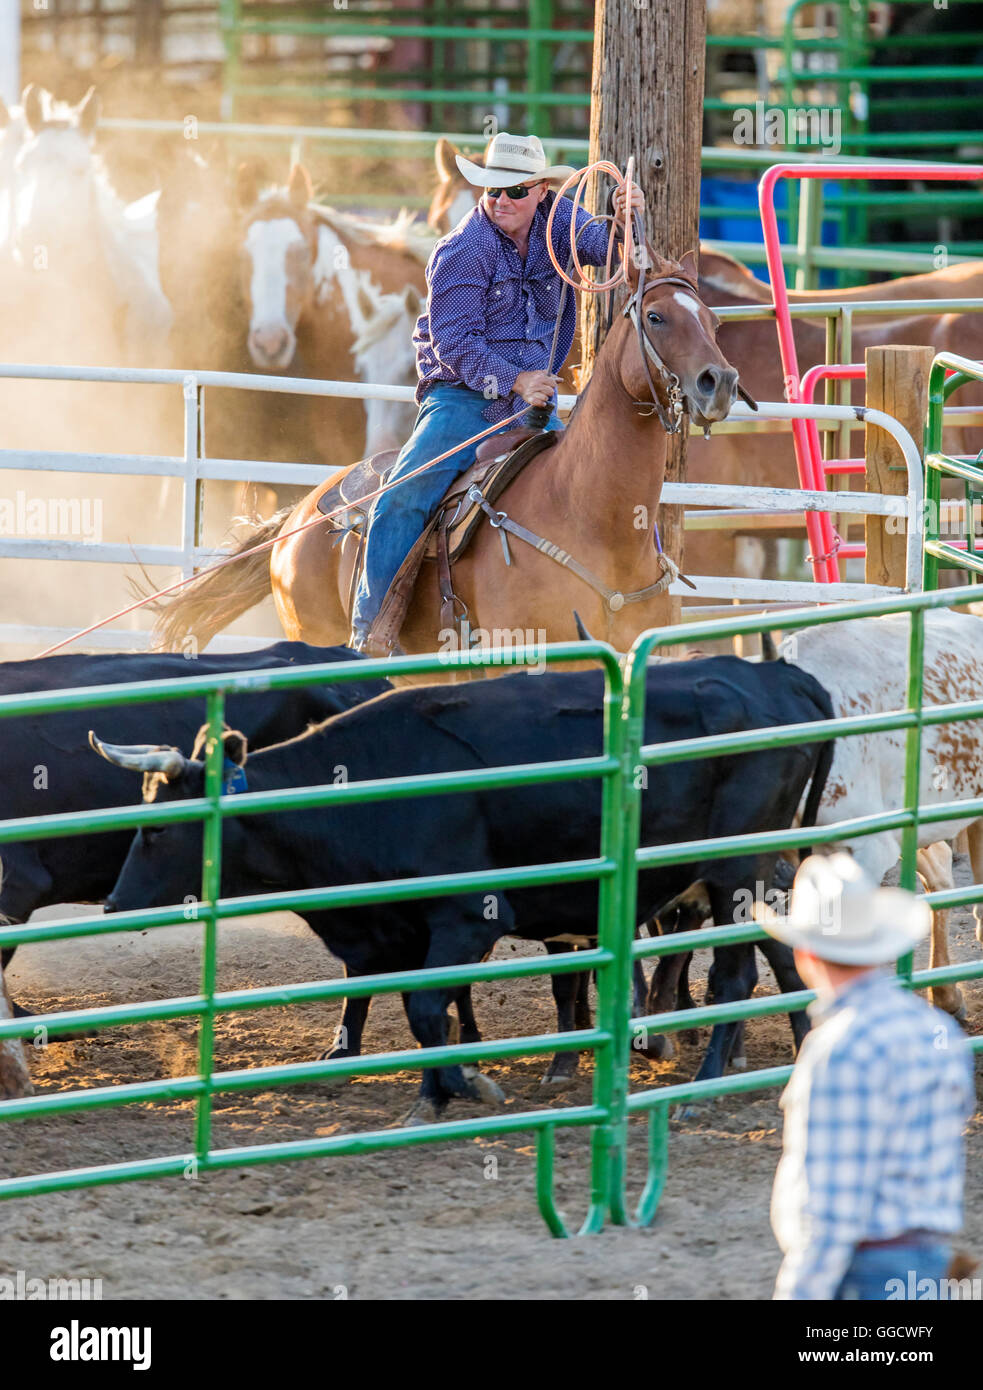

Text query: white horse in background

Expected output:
[0,93,26,257]
[9,84,171,365]
[342,273,422,453]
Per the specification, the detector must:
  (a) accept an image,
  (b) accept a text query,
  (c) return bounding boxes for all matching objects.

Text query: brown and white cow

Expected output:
[0,963,32,1100]
[782,607,983,1017]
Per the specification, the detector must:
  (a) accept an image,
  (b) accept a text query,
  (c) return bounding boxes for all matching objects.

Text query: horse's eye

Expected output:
[646,311,663,326]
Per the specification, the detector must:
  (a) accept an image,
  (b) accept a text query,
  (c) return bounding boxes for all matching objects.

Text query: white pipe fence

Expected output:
[0,363,927,653]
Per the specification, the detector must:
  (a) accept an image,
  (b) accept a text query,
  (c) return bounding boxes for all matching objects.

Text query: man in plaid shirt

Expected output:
[758,853,976,1300]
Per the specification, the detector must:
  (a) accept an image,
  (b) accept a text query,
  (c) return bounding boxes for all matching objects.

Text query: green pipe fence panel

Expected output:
[622,583,983,1227]
[2,588,983,1230]
[0,639,632,1236]
[924,353,983,593]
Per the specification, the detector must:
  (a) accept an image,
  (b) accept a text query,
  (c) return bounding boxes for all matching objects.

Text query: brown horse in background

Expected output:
[151,246,740,659]
[686,258,983,585]
[699,244,983,310]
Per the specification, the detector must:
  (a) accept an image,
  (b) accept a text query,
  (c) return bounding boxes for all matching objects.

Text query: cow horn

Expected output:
[88,732,186,778]
[572,610,595,642]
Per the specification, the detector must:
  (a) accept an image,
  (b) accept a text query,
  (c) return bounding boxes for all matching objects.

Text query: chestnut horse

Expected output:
[700,244,983,310]
[151,246,740,657]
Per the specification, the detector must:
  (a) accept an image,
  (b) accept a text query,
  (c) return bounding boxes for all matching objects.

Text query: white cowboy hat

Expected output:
[455,133,576,189]
[754,852,930,965]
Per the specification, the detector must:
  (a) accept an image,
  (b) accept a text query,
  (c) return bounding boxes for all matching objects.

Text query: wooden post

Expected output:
[865,345,935,590]
[581,0,707,608]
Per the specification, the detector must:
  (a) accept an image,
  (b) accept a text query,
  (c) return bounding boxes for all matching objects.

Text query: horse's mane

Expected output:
[311,203,437,265]
[344,270,418,356]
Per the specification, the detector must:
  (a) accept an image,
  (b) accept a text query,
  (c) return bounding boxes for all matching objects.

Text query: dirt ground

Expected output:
[1,862,981,1301]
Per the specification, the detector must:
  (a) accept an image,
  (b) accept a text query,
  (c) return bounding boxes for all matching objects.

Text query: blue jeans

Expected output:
[350,384,563,632]
[834,1243,951,1300]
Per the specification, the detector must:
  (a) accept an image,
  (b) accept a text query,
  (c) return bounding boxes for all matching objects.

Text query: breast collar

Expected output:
[621,274,702,433]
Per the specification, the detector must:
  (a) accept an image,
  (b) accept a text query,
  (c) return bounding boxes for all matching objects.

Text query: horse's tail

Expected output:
[150,509,289,652]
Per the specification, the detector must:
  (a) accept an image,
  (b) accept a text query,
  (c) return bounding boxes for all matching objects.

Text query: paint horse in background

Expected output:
[6,84,171,366]
[342,275,423,454]
[204,161,431,509]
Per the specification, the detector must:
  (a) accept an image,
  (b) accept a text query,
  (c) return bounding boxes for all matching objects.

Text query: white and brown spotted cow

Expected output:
[782,607,983,1017]
[0,963,32,1100]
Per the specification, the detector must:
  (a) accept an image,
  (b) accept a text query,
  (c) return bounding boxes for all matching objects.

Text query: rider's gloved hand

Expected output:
[513,369,558,409]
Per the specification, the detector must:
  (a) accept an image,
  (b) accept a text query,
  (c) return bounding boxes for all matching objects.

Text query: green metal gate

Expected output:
[1,594,982,1229]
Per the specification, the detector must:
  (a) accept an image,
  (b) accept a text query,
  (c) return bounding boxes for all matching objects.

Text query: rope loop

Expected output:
[545,157,638,294]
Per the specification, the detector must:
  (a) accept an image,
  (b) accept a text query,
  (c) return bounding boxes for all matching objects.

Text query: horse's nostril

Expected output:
[697,368,718,396]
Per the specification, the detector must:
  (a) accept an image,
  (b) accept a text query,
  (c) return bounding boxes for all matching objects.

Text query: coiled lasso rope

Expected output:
[545,155,639,293]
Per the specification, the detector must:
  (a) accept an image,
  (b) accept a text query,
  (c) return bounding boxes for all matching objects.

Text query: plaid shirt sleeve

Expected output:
[424,235,523,402]
[772,1030,891,1301]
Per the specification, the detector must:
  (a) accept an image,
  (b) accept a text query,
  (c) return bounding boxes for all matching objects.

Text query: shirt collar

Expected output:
[807,966,896,1025]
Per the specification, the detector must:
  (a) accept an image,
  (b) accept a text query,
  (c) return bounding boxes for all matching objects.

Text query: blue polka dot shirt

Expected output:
[413,191,613,422]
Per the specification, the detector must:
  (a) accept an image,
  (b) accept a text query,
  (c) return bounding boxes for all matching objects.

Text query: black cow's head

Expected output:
[90,725,283,913]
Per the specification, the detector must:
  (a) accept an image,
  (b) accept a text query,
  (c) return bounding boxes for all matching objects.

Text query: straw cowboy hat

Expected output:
[754,852,930,965]
[455,133,576,189]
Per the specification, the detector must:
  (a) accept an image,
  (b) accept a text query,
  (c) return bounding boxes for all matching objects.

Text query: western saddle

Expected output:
[316,426,558,652]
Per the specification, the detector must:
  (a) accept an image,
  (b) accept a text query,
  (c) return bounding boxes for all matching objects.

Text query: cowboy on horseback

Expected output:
[349,132,645,653]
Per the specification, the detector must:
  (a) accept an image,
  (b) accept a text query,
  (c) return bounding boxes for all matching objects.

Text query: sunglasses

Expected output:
[485,182,541,201]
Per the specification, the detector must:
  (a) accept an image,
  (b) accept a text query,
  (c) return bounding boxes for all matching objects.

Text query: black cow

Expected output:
[100,656,834,1118]
[0,643,390,1017]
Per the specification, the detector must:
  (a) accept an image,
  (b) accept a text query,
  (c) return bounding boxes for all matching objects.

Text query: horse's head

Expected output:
[427,138,484,235]
[12,84,100,269]
[619,246,739,429]
[236,161,319,370]
[345,276,422,453]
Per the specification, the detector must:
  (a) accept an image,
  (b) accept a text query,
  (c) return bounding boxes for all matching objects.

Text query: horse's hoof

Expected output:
[540,1071,575,1090]
[730,1056,748,1072]
[469,1072,505,1106]
[679,1102,708,1121]
[402,1098,441,1127]
[931,991,966,1021]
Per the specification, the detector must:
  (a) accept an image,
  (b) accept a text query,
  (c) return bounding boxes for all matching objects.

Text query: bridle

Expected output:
[621,271,702,433]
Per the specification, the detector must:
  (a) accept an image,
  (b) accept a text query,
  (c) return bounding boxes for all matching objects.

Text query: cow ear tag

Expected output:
[222,759,248,795]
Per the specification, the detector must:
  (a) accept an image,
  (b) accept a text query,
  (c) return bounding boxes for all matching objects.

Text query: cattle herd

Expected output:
[2,609,981,1117]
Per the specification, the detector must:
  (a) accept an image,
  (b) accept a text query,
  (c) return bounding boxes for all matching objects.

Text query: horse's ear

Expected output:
[402,283,422,317]
[288,163,312,210]
[434,137,459,181]
[624,238,656,289]
[76,86,100,138]
[235,161,259,211]
[22,83,45,134]
[678,248,699,285]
